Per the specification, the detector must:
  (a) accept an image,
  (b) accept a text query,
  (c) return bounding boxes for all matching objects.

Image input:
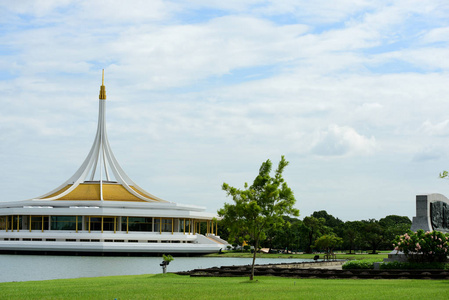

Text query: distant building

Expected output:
[0,71,228,255]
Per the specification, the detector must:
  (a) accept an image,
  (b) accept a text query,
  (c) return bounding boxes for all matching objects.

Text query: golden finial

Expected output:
[99,69,106,100]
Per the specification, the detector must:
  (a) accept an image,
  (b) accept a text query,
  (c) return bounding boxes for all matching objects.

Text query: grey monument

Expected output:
[411,193,449,233]
[379,193,449,267]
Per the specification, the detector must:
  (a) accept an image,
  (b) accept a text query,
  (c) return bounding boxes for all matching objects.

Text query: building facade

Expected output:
[0,71,227,254]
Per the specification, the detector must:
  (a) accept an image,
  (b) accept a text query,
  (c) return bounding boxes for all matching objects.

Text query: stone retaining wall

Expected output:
[177,262,449,280]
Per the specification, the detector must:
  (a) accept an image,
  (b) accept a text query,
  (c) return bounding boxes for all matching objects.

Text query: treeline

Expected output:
[217,210,412,253]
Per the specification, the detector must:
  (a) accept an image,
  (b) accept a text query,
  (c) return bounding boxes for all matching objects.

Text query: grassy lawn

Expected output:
[1,273,447,300]
[205,251,389,261]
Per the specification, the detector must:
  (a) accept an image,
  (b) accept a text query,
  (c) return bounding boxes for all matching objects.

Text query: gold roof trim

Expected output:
[43,183,160,202]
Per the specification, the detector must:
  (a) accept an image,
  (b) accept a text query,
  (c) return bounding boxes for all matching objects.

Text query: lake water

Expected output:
[0,255,312,283]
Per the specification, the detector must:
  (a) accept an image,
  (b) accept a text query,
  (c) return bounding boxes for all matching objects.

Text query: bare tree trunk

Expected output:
[250,238,259,281]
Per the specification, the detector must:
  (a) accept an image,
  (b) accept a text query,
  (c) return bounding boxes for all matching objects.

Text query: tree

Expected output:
[262,216,300,252]
[342,221,363,254]
[218,156,299,280]
[312,210,344,229]
[300,216,328,253]
[439,171,449,179]
[313,234,343,260]
[312,210,344,243]
[361,219,385,254]
[379,215,411,246]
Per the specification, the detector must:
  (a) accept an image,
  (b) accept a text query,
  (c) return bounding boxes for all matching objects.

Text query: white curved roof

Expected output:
[33,71,168,203]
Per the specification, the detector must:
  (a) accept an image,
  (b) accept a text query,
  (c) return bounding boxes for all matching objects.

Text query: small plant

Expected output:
[393,230,449,263]
[160,254,174,274]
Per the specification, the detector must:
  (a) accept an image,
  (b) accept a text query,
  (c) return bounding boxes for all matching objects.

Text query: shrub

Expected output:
[393,230,449,263]
[380,261,448,270]
[342,259,382,270]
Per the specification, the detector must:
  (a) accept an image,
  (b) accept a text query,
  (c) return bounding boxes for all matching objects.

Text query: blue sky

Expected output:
[1,0,449,221]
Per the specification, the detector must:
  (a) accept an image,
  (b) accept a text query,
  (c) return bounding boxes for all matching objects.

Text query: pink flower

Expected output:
[394,246,399,251]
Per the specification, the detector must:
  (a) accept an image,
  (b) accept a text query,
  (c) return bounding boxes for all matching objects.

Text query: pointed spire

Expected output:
[32,70,168,203]
[99,69,106,100]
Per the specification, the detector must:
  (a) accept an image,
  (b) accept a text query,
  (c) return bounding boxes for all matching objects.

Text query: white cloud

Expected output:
[421,120,449,136]
[422,27,449,44]
[0,0,72,17]
[0,0,173,22]
[311,125,377,156]
[108,16,309,88]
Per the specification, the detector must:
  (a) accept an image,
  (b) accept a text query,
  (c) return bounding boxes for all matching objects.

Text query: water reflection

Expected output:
[0,255,312,283]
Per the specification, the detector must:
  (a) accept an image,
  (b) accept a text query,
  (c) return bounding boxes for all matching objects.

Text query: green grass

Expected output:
[1,274,448,300]
[206,251,389,260]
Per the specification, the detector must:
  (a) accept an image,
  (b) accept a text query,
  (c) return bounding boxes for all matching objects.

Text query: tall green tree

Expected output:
[300,216,328,253]
[312,210,344,241]
[379,215,411,245]
[218,156,299,280]
[312,210,344,229]
[342,221,363,254]
[276,216,302,252]
[361,219,385,254]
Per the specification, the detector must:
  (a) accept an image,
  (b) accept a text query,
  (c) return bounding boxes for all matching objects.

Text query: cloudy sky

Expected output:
[1,0,449,221]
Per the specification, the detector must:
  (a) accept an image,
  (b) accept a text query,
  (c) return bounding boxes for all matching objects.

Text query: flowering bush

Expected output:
[393,230,449,263]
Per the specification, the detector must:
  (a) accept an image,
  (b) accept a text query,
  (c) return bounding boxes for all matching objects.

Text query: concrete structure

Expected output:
[411,193,449,233]
[0,71,228,255]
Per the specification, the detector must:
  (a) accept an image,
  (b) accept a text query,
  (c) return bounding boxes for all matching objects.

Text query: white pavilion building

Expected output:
[0,71,228,255]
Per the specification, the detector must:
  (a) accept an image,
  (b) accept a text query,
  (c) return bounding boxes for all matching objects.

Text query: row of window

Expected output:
[0,215,217,235]
[1,238,193,243]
